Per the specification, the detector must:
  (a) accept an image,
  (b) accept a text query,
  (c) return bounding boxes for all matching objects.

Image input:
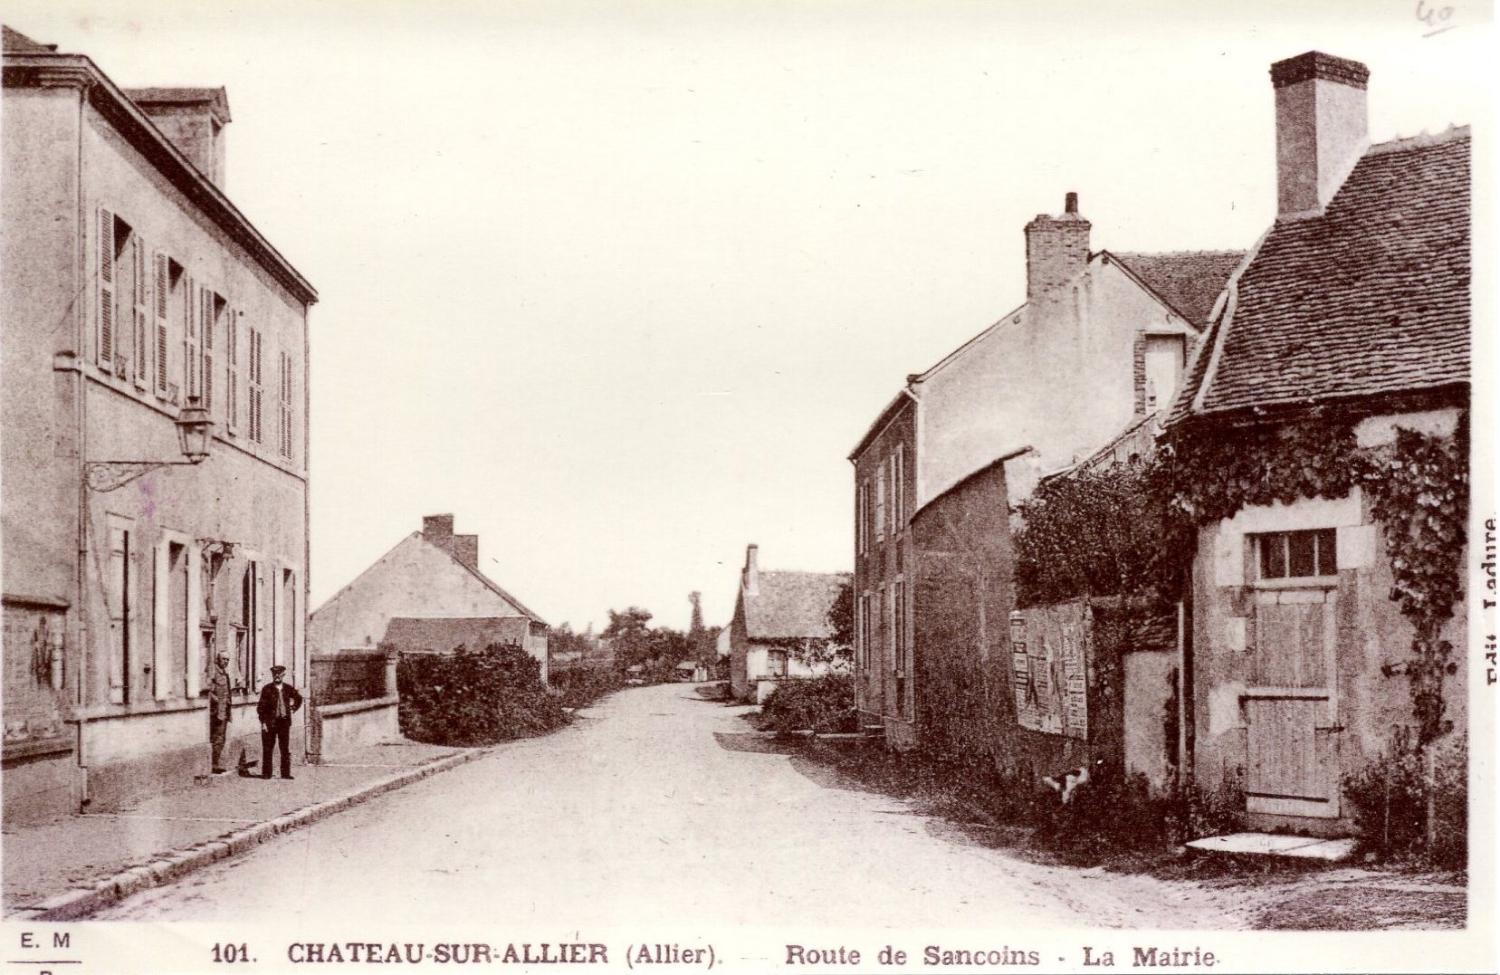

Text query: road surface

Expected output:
[96,682,1242,927]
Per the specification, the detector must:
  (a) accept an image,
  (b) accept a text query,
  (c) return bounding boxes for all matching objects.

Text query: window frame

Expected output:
[1252,528,1339,585]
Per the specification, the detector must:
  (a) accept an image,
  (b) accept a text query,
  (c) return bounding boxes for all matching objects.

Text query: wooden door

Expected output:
[1244,589,1339,818]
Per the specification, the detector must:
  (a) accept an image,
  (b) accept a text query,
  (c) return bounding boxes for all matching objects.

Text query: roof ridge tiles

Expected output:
[1366,124,1471,156]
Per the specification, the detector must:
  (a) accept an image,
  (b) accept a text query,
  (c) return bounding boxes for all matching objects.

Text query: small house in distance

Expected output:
[727,544,851,703]
[309,514,549,678]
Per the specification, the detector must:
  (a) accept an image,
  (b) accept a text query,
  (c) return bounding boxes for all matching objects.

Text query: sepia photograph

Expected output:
[0,1,1493,972]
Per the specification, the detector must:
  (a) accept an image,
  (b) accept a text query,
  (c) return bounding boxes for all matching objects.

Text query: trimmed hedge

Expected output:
[761,674,857,734]
[549,665,624,710]
[397,643,565,746]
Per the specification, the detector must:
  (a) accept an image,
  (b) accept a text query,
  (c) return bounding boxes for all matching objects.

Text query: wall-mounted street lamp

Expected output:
[84,400,215,492]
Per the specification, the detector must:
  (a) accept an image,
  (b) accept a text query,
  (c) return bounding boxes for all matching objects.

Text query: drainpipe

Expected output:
[72,82,91,803]
[1179,572,1196,791]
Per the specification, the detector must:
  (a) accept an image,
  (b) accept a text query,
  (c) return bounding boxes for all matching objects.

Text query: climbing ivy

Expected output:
[1358,418,1469,745]
[1014,408,1469,748]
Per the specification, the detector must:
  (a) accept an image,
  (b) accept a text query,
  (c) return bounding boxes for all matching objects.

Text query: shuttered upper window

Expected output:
[277,349,294,460]
[247,327,264,444]
[225,307,239,435]
[153,255,177,398]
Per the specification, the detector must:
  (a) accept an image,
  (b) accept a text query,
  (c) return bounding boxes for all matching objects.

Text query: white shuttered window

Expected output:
[97,208,115,369]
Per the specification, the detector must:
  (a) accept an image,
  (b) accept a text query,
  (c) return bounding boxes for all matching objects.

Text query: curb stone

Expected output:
[13,746,491,921]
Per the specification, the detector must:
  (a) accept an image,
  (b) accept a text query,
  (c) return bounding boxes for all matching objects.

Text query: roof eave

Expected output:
[4,52,318,306]
[848,388,917,461]
[1170,382,1470,432]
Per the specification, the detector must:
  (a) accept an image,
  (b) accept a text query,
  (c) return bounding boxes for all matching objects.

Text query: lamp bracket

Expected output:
[85,459,199,493]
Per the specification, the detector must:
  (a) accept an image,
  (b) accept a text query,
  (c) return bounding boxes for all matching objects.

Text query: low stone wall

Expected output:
[306,650,400,763]
[2,739,76,827]
[308,696,400,762]
[1123,650,1177,792]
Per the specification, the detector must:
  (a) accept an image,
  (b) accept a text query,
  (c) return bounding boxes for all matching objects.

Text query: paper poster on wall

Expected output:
[1011,601,1089,740]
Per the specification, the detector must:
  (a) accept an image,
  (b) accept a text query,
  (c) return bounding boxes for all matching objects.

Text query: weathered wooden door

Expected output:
[1244,589,1339,819]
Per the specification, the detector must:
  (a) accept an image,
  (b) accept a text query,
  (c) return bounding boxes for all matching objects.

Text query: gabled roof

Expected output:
[444,541,548,626]
[743,571,850,641]
[3,25,55,53]
[847,388,916,461]
[382,616,532,654]
[1110,251,1246,327]
[417,531,552,624]
[1170,127,1470,424]
[310,530,548,627]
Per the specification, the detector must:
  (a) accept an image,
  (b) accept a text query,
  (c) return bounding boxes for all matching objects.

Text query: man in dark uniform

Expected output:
[208,652,233,774]
[256,665,303,780]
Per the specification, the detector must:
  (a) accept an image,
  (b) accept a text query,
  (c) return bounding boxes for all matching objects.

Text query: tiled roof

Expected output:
[744,571,851,641]
[1111,251,1245,327]
[1172,127,1470,422]
[2,25,55,53]
[382,616,532,654]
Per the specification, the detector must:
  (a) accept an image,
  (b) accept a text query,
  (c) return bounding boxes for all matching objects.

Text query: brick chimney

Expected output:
[422,514,454,549]
[743,544,760,596]
[124,87,230,188]
[1270,52,1369,218]
[1024,192,1091,302]
[452,534,479,571]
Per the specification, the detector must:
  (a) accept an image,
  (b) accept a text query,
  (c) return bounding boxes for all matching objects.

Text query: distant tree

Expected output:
[603,607,653,666]
[826,580,854,649]
[549,622,594,659]
[688,591,705,637]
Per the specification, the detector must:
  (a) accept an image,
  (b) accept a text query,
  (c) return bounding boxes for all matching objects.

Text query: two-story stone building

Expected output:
[850,194,1240,749]
[2,26,316,823]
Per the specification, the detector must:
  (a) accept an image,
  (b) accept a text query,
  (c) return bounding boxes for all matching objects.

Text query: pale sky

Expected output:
[7,0,1490,631]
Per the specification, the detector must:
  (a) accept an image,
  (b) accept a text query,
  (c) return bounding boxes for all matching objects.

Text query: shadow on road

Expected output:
[710,732,800,755]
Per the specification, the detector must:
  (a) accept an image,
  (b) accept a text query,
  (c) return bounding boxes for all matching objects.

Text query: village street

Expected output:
[95,683,1244,928]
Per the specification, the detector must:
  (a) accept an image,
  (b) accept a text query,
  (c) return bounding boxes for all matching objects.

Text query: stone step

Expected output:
[1185,832,1356,862]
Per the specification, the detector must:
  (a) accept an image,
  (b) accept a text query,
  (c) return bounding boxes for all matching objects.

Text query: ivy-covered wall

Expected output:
[1177,406,1469,831]
[1008,399,1469,829]
[911,462,1174,787]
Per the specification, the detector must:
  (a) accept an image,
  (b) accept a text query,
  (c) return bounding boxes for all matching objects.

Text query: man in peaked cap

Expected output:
[208,651,234,774]
[256,664,303,780]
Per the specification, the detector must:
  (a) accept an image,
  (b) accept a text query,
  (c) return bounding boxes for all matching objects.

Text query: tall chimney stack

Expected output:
[1024,193,1091,303]
[422,514,455,549]
[124,87,231,189]
[744,544,760,595]
[452,534,479,571]
[1270,52,1369,218]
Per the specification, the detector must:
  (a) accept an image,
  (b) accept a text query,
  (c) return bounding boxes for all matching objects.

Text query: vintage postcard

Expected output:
[0,1,1494,972]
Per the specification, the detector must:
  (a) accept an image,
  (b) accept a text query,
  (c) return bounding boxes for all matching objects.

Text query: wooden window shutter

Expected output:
[132,239,148,386]
[154,254,170,394]
[248,328,263,443]
[226,310,239,434]
[201,293,215,411]
[97,208,115,368]
[280,350,294,459]
[183,279,200,404]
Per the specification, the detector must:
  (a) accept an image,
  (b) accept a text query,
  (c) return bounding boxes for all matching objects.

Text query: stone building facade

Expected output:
[849,191,1239,750]
[2,27,317,823]
[848,394,917,745]
[1167,53,1470,834]
[726,544,850,704]
[308,514,550,676]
